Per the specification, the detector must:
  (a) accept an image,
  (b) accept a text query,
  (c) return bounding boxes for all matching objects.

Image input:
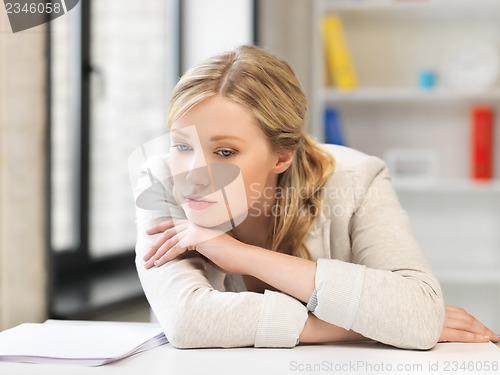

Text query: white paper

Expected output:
[0,322,168,366]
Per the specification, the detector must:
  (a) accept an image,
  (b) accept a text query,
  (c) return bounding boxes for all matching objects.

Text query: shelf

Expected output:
[322,88,500,103]
[392,179,500,193]
[321,0,500,11]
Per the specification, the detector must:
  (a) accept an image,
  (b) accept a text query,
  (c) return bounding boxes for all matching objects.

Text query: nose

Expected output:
[184,147,212,187]
[185,164,211,188]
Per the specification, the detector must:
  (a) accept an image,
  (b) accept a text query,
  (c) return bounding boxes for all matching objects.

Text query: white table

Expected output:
[1,321,499,375]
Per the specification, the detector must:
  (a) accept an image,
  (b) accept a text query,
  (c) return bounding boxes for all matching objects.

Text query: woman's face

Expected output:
[169,95,282,228]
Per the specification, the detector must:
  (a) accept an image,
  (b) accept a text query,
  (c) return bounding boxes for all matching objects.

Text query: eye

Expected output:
[216,149,235,158]
[172,143,192,152]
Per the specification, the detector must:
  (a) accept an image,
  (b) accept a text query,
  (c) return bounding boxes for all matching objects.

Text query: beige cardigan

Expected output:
[134,143,445,350]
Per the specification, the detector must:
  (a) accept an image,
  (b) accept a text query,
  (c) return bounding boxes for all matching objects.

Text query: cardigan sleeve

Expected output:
[306,155,445,350]
[133,156,308,349]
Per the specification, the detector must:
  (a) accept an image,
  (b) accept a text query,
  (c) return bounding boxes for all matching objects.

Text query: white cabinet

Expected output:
[312,0,500,331]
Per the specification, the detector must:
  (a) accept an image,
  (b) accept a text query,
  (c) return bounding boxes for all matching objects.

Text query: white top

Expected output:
[133,143,445,349]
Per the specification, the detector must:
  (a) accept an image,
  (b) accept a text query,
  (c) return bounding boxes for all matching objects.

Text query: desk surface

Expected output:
[1,321,499,375]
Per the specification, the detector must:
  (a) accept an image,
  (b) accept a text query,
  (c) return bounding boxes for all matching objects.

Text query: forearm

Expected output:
[237,244,371,345]
[239,244,316,304]
[300,312,371,344]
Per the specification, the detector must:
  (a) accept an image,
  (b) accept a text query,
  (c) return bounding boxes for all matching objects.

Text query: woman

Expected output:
[133,45,499,349]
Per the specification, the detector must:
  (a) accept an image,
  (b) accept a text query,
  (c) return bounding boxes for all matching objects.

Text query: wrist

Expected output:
[299,313,369,344]
[235,242,257,275]
[299,312,318,343]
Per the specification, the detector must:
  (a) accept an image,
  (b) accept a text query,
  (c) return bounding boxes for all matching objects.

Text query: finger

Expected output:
[144,235,180,268]
[143,229,174,261]
[154,243,184,267]
[143,222,189,261]
[176,229,199,250]
[445,305,466,313]
[439,328,491,343]
[442,316,477,335]
[151,235,180,263]
[150,223,187,248]
[150,222,208,266]
[445,310,495,338]
[145,220,175,235]
[145,219,188,235]
[444,306,500,342]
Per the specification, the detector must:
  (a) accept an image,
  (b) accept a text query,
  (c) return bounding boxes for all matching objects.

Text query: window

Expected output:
[48,0,257,320]
[49,0,178,319]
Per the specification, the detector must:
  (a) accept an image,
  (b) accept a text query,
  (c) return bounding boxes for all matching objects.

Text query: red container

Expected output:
[471,106,494,181]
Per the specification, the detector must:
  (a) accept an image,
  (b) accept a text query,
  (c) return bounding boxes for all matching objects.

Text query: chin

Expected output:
[187,214,225,228]
[184,205,248,231]
[183,204,228,227]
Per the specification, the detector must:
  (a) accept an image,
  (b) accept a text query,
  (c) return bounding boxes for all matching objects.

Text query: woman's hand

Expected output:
[439,305,499,343]
[143,219,248,274]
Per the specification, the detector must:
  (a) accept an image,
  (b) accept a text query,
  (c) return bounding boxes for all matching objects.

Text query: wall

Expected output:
[182,0,253,72]
[0,10,48,329]
[258,0,313,133]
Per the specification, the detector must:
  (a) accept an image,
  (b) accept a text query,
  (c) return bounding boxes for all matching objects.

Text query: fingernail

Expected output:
[483,336,490,341]
[154,261,159,266]
[144,261,150,268]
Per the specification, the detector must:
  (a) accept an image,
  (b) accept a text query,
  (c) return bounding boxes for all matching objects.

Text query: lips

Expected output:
[184,195,216,203]
[184,195,217,210]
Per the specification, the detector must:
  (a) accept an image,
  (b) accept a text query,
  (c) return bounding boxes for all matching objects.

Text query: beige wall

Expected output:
[258,0,313,132]
[0,11,48,329]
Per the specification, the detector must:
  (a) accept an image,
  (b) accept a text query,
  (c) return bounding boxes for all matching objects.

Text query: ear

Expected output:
[271,149,295,174]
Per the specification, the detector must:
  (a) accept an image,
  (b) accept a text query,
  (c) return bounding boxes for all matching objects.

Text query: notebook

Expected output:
[0,321,168,366]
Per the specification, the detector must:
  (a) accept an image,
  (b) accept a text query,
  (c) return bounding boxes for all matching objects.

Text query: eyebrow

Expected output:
[209,135,244,142]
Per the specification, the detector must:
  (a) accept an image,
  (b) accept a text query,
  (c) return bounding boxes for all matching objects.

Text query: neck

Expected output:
[232,211,273,249]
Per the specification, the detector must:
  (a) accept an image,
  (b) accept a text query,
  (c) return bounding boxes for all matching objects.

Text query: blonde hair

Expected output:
[167,45,335,260]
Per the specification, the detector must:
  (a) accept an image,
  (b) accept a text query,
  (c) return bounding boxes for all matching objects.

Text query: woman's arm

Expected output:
[238,244,317,304]
[143,218,316,303]
[233,246,372,344]
[144,225,374,345]
[232,238,500,344]
[299,311,371,343]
